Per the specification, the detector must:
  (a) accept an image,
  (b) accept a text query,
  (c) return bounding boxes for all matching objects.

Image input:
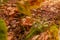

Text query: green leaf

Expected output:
[25,27,37,40]
[0,19,7,40]
[16,2,32,16]
[24,22,44,40]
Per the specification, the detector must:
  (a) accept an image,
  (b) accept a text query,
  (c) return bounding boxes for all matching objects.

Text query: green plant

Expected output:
[24,21,49,40]
[0,19,7,40]
[16,0,44,16]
